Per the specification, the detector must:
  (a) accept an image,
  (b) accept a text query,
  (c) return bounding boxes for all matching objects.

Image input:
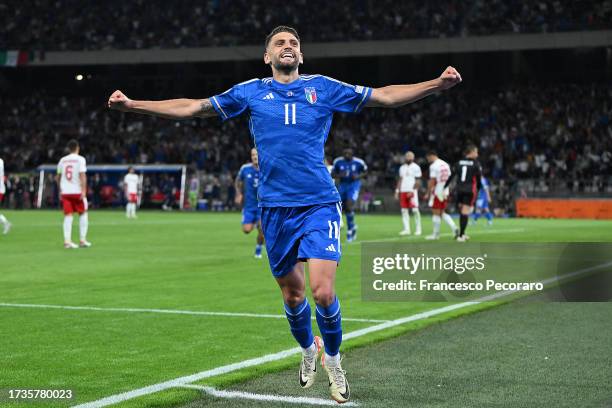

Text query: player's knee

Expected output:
[284,291,306,308]
[312,287,335,307]
[242,224,253,233]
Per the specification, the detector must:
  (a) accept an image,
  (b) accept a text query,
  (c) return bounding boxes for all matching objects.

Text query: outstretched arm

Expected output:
[108,90,218,119]
[366,66,462,108]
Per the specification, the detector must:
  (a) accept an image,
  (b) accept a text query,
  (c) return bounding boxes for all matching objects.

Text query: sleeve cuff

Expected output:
[211,96,229,121]
[354,87,372,113]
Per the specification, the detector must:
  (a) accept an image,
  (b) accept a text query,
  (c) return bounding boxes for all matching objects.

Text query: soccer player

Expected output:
[332,148,367,242]
[395,151,422,236]
[235,148,264,259]
[108,25,462,403]
[188,173,200,210]
[444,144,485,241]
[0,157,11,235]
[124,166,140,219]
[56,140,91,248]
[425,151,458,240]
[473,172,493,226]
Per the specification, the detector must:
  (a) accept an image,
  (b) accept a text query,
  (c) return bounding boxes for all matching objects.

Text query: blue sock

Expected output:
[315,297,342,356]
[255,244,262,256]
[473,212,481,221]
[485,212,493,222]
[284,298,314,349]
[346,212,355,231]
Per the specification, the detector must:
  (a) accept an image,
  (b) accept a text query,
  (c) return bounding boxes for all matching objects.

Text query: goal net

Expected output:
[35,164,187,210]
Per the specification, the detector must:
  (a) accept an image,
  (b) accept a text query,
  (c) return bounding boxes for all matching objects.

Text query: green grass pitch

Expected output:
[0,210,611,407]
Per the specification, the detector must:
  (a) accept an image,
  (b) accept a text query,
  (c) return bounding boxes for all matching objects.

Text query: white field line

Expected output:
[0,303,387,324]
[71,259,611,408]
[179,384,359,406]
[360,228,526,243]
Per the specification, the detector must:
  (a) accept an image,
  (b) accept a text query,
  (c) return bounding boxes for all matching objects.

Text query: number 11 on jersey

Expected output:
[284,103,296,125]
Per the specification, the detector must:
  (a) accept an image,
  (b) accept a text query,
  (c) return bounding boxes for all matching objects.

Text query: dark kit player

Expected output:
[445,144,485,242]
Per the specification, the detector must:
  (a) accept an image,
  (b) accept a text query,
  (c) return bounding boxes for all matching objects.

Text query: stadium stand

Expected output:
[1,83,610,213]
[2,0,611,50]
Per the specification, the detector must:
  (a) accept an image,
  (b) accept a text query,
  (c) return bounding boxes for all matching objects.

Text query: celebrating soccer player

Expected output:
[108,25,461,403]
[0,157,11,235]
[445,144,486,241]
[235,148,264,259]
[332,148,367,242]
[396,151,422,236]
[124,166,140,219]
[424,151,458,240]
[56,140,91,248]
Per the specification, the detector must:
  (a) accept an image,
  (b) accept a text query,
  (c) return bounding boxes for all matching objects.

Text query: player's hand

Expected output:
[437,190,449,201]
[394,190,399,200]
[234,193,243,206]
[437,66,462,90]
[108,90,134,111]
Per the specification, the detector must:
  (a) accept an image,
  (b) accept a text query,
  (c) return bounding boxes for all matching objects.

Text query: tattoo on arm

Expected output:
[196,99,217,118]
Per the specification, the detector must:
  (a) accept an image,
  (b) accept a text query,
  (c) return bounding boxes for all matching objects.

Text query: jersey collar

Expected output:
[270,76,304,90]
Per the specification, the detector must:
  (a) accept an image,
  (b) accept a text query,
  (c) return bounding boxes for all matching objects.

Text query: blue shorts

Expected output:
[476,198,489,210]
[242,207,262,225]
[338,183,360,203]
[261,202,343,278]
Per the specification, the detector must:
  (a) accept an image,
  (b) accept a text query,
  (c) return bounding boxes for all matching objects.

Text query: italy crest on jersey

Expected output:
[304,87,317,104]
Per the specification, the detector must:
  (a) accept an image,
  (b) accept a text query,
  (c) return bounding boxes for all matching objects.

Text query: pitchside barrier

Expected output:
[516,198,612,219]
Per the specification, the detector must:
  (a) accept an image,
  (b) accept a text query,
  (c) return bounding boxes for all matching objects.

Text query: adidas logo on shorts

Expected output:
[325,244,336,252]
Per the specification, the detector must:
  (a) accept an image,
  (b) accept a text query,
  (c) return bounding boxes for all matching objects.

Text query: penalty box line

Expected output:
[72,260,612,408]
[0,303,388,324]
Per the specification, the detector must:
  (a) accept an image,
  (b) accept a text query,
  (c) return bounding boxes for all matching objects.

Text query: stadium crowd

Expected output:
[3,0,611,51]
[1,81,610,212]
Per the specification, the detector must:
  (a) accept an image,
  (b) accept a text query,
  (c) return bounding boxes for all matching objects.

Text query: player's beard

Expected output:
[272,55,299,74]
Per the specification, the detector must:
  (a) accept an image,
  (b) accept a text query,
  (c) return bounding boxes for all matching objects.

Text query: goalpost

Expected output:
[35,164,187,210]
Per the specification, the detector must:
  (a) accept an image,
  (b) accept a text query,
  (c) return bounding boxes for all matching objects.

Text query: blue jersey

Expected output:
[238,163,259,209]
[211,75,372,207]
[478,177,490,200]
[332,157,367,185]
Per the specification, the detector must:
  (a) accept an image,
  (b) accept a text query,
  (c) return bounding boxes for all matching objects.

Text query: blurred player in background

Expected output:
[108,25,462,403]
[124,166,140,219]
[395,151,422,236]
[56,140,91,248]
[332,148,367,242]
[235,148,264,259]
[188,173,200,210]
[473,172,493,226]
[0,157,11,235]
[445,144,485,241]
[425,151,458,240]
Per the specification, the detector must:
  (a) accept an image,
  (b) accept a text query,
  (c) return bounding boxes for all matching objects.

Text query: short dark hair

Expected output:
[265,26,300,49]
[464,143,477,155]
[67,139,79,152]
[426,150,437,157]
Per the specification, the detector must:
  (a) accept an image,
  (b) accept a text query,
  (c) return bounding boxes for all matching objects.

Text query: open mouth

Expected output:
[280,51,295,59]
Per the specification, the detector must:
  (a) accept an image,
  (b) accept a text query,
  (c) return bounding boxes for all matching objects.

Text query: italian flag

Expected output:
[0,50,29,67]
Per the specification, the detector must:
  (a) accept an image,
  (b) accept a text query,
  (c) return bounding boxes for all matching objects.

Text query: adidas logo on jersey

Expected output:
[263,93,274,100]
[325,244,336,252]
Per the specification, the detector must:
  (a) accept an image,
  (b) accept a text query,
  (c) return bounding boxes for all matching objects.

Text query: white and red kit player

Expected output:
[123,167,139,219]
[0,157,11,235]
[425,151,457,240]
[395,151,422,236]
[56,140,91,248]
